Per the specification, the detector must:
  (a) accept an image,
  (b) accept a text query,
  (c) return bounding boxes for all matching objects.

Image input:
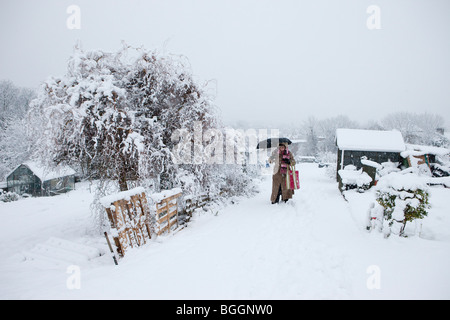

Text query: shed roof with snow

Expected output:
[20,161,76,181]
[336,128,406,152]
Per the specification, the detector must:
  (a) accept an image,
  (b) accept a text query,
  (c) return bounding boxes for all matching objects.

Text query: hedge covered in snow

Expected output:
[373,171,431,237]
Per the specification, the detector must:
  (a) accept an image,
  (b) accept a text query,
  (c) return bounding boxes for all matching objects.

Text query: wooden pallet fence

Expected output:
[183,192,210,222]
[100,187,152,258]
[100,187,215,262]
[149,188,182,236]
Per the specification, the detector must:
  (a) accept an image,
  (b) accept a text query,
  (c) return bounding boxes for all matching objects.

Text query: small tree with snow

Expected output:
[375,172,430,237]
[29,43,219,192]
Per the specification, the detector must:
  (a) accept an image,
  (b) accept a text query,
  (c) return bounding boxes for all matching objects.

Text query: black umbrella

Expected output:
[256,137,292,149]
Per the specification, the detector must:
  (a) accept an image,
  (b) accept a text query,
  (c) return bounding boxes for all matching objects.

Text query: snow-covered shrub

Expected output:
[0,191,20,202]
[377,161,400,178]
[375,172,430,237]
[338,165,372,192]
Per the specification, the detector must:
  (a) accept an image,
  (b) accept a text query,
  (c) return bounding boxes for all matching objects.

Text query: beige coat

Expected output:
[268,148,296,203]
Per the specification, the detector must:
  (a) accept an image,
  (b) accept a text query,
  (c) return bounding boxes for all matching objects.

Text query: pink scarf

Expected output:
[279,147,290,175]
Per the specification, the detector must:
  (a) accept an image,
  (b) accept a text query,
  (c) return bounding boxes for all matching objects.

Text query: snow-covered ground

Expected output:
[1,163,449,299]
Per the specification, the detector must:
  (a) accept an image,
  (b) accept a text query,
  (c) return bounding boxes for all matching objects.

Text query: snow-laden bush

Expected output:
[377,161,400,178]
[338,165,372,192]
[374,172,430,237]
[0,191,20,202]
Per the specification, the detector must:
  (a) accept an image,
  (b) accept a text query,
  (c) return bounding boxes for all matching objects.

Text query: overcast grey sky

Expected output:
[1,0,449,127]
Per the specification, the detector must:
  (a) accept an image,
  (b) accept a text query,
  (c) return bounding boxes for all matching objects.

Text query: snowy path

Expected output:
[72,164,365,299]
[1,163,450,299]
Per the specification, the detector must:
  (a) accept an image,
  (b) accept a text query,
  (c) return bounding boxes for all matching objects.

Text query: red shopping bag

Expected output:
[286,166,300,190]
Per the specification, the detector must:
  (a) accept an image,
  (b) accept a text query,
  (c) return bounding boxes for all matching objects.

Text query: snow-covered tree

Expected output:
[0,80,35,128]
[381,112,445,145]
[305,117,319,157]
[0,117,35,180]
[0,80,19,129]
[0,81,36,179]
[317,115,359,154]
[29,44,221,194]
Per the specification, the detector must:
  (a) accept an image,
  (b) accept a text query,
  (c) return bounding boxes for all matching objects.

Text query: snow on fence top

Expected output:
[149,187,183,203]
[100,187,183,208]
[336,128,405,152]
[100,187,146,207]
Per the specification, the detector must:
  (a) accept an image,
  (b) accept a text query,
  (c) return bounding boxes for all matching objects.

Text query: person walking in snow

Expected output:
[268,142,296,204]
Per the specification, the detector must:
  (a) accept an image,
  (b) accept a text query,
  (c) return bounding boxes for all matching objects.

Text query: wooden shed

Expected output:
[335,128,406,186]
[6,161,76,197]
